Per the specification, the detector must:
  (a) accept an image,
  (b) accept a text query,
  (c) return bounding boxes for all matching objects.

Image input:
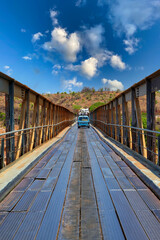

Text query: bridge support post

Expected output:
[146,79,155,162]
[122,94,126,145]
[0,138,4,169]
[5,81,15,163]
[131,88,137,151]
[24,90,30,153]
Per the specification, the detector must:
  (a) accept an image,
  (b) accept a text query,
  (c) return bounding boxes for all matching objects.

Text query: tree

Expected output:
[81,87,92,93]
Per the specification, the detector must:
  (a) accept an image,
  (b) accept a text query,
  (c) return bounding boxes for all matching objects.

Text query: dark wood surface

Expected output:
[0,125,160,239]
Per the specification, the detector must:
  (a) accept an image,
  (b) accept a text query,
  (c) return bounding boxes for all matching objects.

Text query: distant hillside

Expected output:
[43,88,121,113]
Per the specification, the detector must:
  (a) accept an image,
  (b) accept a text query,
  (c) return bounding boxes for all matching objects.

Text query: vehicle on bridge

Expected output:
[77,115,90,128]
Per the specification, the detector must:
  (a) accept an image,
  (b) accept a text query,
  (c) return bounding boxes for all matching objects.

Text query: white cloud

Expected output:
[65,52,126,78]
[43,27,81,62]
[102,78,124,91]
[22,56,32,60]
[4,65,10,69]
[99,0,160,36]
[123,38,139,54]
[3,66,12,76]
[64,64,80,71]
[110,55,126,70]
[75,0,86,7]
[94,50,112,67]
[21,28,26,33]
[81,57,98,78]
[63,77,83,90]
[32,32,43,42]
[64,58,98,78]
[50,10,58,25]
[98,0,160,53]
[82,25,104,55]
[52,64,61,74]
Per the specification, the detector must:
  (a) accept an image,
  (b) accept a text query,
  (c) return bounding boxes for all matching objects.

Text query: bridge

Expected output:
[0,70,160,239]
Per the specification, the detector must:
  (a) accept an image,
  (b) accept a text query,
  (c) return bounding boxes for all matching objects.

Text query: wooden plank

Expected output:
[13,212,44,240]
[0,212,26,240]
[13,190,38,211]
[36,129,77,240]
[86,132,124,240]
[110,190,148,240]
[29,191,51,212]
[0,191,23,211]
[29,180,45,191]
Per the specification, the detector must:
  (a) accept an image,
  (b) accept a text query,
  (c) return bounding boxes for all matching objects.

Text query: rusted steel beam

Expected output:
[146,79,156,162]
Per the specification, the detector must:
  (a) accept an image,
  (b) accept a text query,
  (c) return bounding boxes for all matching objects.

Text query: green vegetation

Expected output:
[73,104,81,110]
[0,112,5,125]
[89,102,105,112]
[141,112,147,129]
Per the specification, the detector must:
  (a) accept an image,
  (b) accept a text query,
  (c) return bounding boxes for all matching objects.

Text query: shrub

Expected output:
[89,102,105,112]
[81,87,92,93]
[0,112,5,122]
[73,104,81,110]
[141,112,147,129]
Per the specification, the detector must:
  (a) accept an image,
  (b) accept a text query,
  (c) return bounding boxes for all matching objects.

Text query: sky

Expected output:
[0,0,160,94]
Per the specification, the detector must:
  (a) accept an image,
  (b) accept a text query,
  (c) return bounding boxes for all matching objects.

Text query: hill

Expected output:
[43,89,121,113]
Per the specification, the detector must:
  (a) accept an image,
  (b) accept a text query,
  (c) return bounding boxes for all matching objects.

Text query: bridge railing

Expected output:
[90,69,160,166]
[0,72,75,169]
[0,119,75,169]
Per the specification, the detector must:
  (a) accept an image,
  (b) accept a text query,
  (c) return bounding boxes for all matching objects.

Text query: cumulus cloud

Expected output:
[64,64,80,71]
[81,57,98,78]
[43,27,81,62]
[50,10,58,25]
[52,64,61,74]
[99,0,160,35]
[22,56,32,60]
[110,55,126,70]
[123,38,139,54]
[64,57,98,78]
[32,32,43,42]
[82,25,104,55]
[63,77,83,90]
[98,0,160,53]
[102,78,124,91]
[94,50,112,67]
[65,52,126,78]
[4,66,12,76]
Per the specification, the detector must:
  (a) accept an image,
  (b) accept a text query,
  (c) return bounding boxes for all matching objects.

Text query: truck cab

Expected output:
[77,116,90,128]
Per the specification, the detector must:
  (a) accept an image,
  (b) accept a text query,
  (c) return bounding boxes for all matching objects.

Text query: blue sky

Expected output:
[0,0,160,93]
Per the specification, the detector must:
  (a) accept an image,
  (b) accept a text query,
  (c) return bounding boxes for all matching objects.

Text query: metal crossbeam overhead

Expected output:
[90,69,160,165]
[0,72,75,169]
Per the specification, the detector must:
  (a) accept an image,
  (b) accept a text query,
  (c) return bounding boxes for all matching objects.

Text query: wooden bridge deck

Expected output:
[0,126,160,240]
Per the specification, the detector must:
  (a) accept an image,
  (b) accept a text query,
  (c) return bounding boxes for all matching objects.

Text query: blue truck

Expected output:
[77,116,90,128]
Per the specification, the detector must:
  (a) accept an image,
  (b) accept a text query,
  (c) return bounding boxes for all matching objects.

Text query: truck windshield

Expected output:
[79,117,88,121]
